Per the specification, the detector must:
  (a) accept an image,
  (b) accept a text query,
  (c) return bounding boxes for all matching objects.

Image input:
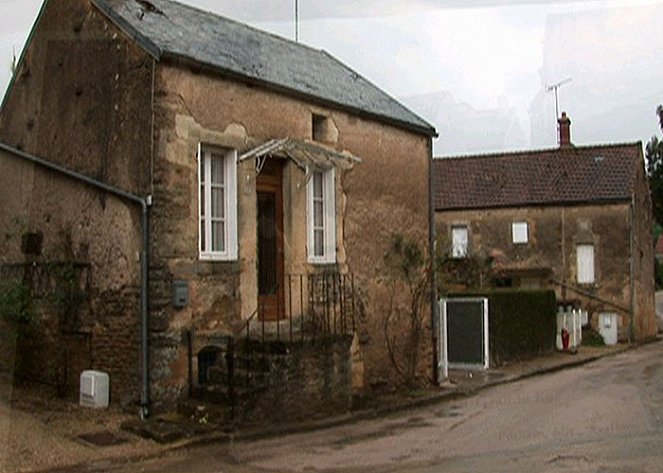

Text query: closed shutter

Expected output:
[577,244,595,283]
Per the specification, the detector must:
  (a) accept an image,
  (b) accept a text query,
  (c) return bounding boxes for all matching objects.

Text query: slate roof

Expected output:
[433,143,642,211]
[92,0,436,136]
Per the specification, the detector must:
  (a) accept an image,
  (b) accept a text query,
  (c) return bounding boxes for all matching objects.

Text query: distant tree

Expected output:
[646,105,663,228]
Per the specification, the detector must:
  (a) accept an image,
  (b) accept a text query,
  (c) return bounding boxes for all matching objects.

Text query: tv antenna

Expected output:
[546,78,572,144]
[546,77,572,121]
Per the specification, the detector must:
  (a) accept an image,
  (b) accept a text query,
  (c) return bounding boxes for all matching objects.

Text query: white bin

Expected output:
[80,370,109,408]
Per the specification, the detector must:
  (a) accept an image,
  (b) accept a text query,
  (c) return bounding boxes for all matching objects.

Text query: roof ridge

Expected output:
[435,141,642,162]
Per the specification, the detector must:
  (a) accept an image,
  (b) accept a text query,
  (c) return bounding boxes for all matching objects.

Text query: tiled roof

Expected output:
[433,143,642,211]
[92,0,436,136]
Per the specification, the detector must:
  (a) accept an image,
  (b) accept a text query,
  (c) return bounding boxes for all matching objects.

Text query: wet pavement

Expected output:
[143,341,663,473]
[0,342,643,473]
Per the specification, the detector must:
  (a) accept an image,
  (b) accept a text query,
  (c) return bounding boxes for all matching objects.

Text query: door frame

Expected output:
[256,160,285,321]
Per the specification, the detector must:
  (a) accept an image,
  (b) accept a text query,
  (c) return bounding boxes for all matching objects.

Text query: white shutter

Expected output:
[512,222,528,244]
[577,244,595,283]
[452,226,468,258]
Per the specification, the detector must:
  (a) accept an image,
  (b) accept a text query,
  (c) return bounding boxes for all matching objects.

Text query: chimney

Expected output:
[558,111,572,148]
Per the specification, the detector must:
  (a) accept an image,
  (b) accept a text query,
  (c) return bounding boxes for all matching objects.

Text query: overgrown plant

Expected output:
[383,234,435,390]
[0,278,35,337]
[48,227,85,332]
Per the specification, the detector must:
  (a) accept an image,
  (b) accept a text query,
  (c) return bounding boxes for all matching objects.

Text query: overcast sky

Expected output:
[1,0,662,155]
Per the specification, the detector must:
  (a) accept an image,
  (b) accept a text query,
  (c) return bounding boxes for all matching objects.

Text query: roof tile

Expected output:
[433,143,642,210]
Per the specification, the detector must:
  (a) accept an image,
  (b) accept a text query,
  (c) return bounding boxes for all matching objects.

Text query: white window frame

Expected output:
[198,144,238,261]
[512,222,528,244]
[307,167,336,264]
[576,244,595,284]
[451,225,469,258]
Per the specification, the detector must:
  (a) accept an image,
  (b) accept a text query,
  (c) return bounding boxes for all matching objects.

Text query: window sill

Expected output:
[195,259,240,275]
[308,257,337,266]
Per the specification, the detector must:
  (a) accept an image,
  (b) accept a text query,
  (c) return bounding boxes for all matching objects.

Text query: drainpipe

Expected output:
[628,198,635,343]
[139,198,151,419]
[0,142,152,418]
[427,137,439,384]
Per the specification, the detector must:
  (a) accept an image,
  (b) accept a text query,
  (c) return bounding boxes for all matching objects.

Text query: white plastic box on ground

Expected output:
[79,370,109,408]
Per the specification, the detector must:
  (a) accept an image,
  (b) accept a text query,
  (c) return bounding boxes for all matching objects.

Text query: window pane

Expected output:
[212,221,225,252]
[314,229,324,257]
[313,172,323,198]
[200,218,206,251]
[211,153,224,185]
[211,187,225,219]
[200,185,205,217]
[314,200,324,227]
[199,154,205,183]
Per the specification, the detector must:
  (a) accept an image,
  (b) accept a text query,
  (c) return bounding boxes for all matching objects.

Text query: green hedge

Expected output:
[448,289,557,366]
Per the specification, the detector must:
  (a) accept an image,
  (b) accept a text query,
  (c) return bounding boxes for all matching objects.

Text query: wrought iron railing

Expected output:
[241,272,356,344]
[186,271,357,418]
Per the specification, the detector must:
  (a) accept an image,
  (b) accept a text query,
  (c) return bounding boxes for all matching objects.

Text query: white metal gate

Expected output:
[439,297,489,378]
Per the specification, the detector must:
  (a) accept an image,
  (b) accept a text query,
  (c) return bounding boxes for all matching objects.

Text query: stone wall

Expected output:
[0,0,152,406]
[632,158,657,339]
[237,335,353,425]
[0,148,142,405]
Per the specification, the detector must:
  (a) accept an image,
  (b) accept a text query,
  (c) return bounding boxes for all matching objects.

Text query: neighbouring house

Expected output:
[433,113,656,343]
[0,0,437,417]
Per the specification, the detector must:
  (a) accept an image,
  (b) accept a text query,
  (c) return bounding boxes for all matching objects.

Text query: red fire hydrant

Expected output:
[561,327,570,351]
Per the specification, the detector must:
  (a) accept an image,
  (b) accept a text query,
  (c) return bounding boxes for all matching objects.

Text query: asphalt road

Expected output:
[103,341,663,473]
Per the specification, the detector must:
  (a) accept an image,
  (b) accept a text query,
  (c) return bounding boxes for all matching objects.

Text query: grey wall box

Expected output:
[172,280,189,308]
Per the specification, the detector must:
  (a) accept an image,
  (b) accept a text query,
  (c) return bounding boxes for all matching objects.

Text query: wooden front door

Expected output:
[256,160,285,321]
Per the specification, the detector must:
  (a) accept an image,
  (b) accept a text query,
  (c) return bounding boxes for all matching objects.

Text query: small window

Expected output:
[307,168,336,263]
[512,222,528,244]
[577,244,595,284]
[198,145,238,260]
[451,225,469,258]
[312,114,327,142]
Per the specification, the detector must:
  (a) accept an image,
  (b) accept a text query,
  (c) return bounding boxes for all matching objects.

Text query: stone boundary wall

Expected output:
[237,334,353,425]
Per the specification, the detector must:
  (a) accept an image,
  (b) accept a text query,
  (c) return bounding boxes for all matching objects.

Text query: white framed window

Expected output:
[576,244,595,284]
[307,168,336,263]
[512,222,528,244]
[198,144,238,261]
[451,225,469,258]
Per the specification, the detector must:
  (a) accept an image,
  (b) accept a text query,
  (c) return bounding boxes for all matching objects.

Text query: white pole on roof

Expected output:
[295,0,299,42]
[546,78,572,144]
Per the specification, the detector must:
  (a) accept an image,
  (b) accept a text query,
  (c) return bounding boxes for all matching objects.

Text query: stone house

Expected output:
[433,113,656,343]
[0,0,437,415]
